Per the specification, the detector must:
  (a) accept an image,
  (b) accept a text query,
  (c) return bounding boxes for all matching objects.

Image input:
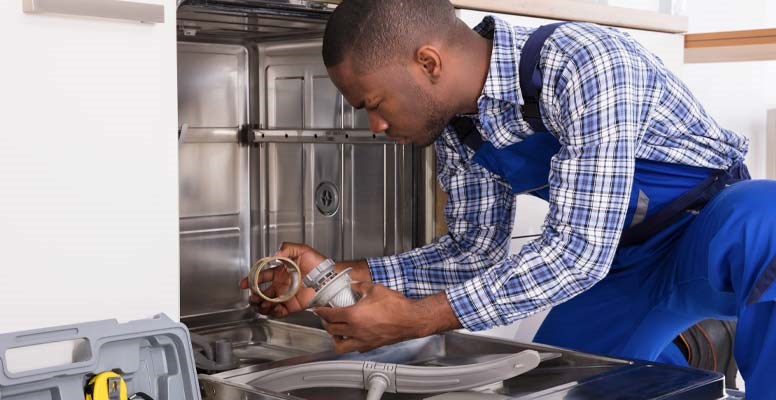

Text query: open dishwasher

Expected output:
[176,1,731,398]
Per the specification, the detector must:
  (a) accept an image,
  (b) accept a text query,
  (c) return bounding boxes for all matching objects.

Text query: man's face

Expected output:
[328,58,448,147]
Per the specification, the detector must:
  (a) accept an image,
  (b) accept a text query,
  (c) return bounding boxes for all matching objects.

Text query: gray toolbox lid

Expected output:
[0,313,201,400]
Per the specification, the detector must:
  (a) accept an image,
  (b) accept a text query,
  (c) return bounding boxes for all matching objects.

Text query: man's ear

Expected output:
[415,45,443,83]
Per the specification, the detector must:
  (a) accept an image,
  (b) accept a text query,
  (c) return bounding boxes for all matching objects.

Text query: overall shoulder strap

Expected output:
[519,22,568,133]
[451,116,483,151]
[454,22,568,150]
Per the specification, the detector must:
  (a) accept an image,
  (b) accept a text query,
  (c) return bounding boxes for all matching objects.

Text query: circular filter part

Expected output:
[248,256,302,303]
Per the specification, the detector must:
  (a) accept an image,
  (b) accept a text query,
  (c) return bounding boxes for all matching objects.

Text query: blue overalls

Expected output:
[455,23,776,397]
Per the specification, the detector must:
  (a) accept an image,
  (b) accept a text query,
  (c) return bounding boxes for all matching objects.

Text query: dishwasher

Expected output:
[175,1,731,398]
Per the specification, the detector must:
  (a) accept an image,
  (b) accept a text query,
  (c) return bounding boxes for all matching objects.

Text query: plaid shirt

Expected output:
[368,17,749,331]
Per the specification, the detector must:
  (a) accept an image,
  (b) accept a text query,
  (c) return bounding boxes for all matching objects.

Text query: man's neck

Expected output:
[451,26,493,116]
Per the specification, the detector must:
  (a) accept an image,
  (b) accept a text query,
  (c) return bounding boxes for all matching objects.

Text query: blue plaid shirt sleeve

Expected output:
[367,129,515,298]
[445,35,646,331]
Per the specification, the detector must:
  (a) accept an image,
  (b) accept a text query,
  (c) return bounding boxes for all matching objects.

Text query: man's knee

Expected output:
[714,180,776,220]
[700,180,776,304]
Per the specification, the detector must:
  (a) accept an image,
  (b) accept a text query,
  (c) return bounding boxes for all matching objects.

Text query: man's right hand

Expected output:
[239,242,326,318]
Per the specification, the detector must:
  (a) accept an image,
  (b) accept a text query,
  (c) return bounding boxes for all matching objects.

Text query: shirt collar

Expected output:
[473,16,527,107]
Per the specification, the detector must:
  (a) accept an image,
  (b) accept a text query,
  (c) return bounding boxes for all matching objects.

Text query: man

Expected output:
[240,0,776,395]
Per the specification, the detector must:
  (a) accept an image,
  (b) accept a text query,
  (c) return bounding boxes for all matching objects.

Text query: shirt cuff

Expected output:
[445,275,506,331]
[367,255,407,295]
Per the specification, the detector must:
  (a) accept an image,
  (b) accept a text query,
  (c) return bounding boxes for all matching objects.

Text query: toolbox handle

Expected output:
[0,315,181,385]
[0,325,98,382]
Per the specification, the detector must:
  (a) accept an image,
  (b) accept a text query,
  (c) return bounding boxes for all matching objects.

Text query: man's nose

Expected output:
[368,111,389,133]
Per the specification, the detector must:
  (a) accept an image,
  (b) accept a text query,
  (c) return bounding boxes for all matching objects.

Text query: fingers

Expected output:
[270,304,289,318]
[275,242,307,259]
[259,301,274,315]
[313,306,351,324]
[275,242,327,274]
[239,277,248,289]
[350,281,373,296]
[332,336,372,354]
[322,321,350,337]
[259,268,278,283]
[249,292,271,314]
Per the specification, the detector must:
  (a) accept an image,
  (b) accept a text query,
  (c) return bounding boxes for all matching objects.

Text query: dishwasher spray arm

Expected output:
[246,350,542,399]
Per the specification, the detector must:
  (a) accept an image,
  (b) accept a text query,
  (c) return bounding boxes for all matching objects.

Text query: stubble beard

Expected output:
[417,90,449,147]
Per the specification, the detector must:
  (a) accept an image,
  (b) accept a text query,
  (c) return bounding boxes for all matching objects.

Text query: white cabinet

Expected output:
[0,1,179,333]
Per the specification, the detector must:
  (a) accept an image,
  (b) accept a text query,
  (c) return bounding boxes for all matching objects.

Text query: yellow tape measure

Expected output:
[84,371,127,400]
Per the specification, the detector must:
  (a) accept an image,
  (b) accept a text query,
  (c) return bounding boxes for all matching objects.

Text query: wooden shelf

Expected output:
[319,0,687,34]
[685,29,776,63]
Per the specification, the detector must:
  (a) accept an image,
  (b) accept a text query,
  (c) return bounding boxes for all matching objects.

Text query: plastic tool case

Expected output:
[0,314,201,400]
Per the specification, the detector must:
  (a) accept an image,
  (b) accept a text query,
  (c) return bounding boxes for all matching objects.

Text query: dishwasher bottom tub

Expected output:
[188,312,727,400]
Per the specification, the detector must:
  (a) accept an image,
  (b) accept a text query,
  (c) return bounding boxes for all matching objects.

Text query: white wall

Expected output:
[0,1,179,334]
[682,0,776,179]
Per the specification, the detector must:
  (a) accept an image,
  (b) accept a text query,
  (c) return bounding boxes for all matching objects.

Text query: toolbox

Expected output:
[0,314,201,400]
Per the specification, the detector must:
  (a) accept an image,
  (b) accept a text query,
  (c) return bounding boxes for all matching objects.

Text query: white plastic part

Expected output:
[246,350,542,399]
[304,259,358,308]
[366,373,390,400]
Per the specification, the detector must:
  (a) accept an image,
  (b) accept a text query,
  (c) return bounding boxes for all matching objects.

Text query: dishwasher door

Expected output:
[192,314,727,400]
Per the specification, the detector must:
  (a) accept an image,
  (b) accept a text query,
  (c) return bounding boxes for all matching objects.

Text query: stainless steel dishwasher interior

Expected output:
[177,0,436,319]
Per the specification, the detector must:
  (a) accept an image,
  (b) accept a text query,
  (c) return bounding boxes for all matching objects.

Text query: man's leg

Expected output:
[534,214,701,361]
[536,179,776,394]
[670,180,776,397]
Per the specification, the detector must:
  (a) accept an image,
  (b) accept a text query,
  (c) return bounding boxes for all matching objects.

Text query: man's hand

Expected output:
[314,282,462,353]
[239,242,326,318]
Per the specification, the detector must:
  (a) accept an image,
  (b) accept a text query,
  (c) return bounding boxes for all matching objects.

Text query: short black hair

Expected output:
[322,0,457,72]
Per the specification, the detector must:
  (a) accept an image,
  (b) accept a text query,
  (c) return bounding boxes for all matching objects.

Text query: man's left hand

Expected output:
[313,282,461,353]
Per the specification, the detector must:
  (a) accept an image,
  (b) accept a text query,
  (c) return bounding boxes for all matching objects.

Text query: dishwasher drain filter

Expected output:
[304,259,358,308]
[315,181,340,217]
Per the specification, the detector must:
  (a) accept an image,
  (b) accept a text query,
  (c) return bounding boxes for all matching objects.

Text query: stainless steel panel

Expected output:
[178,42,251,319]
[178,44,247,128]
[311,76,340,129]
[260,140,415,262]
[24,0,165,23]
[180,229,245,317]
[305,143,343,259]
[267,143,305,252]
[344,145,386,259]
[384,144,414,255]
[270,75,304,129]
[396,145,415,252]
[354,108,370,129]
[179,143,240,217]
